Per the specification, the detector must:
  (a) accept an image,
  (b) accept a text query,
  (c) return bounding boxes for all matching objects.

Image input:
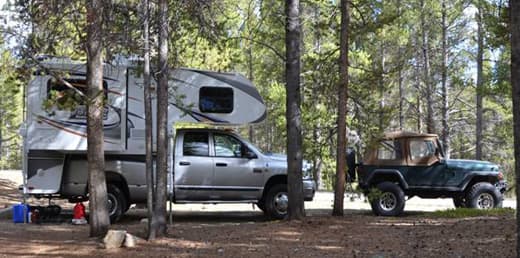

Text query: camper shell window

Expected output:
[199,87,233,113]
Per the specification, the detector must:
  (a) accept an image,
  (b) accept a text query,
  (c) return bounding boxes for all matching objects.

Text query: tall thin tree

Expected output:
[154,0,169,236]
[332,0,349,216]
[285,0,305,220]
[86,0,110,237]
[509,0,520,255]
[142,0,157,240]
[441,0,451,158]
[475,1,484,160]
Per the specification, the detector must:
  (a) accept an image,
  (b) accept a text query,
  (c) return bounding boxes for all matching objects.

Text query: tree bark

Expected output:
[441,0,450,158]
[142,0,156,241]
[285,0,305,220]
[86,0,110,238]
[475,3,484,160]
[509,0,520,255]
[154,0,169,237]
[420,0,435,134]
[332,0,349,216]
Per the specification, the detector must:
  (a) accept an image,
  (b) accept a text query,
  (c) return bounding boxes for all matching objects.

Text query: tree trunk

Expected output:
[441,0,450,158]
[421,0,435,134]
[332,0,349,216]
[142,0,156,241]
[509,0,520,254]
[154,0,169,237]
[285,0,305,220]
[475,3,484,160]
[86,0,109,238]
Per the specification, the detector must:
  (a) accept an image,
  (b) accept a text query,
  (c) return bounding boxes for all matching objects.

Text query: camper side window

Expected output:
[199,87,233,113]
[183,132,209,156]
[46,78,108,118]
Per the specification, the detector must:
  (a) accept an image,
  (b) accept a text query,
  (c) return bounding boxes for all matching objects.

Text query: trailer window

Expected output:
[199,87,233,113]
[47,78,108,103]
[183,132,209,156]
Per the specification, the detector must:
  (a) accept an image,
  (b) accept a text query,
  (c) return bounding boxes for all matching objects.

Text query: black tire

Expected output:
[107,184,127,223]
[465,182,503,209]
[256,202,266,213]
[453,196,467,208]
[263,184,288,220]
[369,182,405,216]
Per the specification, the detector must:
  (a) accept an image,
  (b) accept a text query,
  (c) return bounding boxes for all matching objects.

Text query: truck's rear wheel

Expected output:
[264,184,288,220]
[466,182,502,209]
[107,184,127,223]
[369,182,405,216]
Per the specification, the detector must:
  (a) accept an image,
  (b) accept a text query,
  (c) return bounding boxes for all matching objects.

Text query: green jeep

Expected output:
[348,131,507,216]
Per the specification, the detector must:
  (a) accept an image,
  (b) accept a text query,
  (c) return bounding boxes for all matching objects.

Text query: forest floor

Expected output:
[0,170,516,257]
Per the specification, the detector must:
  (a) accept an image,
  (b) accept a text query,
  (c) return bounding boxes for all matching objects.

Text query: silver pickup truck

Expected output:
[27,128,316,222]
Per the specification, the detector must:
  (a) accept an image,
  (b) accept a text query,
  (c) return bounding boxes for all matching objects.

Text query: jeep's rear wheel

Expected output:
[264,184,288,220]
[370,182,405,216]
[466,182,502,209]
[453,196,467,208]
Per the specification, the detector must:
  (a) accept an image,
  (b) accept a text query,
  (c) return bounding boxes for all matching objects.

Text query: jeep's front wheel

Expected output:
[369,182,405,216]
[263,184,288,220]
[466,182,502,209]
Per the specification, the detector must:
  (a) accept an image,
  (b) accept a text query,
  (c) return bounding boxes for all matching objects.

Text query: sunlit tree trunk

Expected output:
[285,0,305,220]
[332,0,349,216]
[86,0,109,238]
[154,0,168,237]
[142,0,156,240]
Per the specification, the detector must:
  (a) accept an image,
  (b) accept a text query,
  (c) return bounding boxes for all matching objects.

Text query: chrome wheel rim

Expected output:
[379,192,397,211]
[107,194,117,216]
[476,193,494,209]
[273,192,288,215]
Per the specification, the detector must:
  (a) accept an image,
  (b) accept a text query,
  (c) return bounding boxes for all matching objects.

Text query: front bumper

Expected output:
[496,180,507,194]
[303,179,316,201]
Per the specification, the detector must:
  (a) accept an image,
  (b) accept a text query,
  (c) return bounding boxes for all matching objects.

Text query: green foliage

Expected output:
[0,48,23,169]
[428,208,515,218]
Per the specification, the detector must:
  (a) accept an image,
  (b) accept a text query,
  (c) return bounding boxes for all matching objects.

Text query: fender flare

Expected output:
[460,171,500,191]
[365,169,409,189]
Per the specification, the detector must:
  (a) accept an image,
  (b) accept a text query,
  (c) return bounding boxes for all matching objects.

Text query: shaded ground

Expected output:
[0,208,515,258]
[0,170,516,257]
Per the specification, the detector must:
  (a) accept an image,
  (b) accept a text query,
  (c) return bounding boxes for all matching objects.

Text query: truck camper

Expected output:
[22,58,315,222]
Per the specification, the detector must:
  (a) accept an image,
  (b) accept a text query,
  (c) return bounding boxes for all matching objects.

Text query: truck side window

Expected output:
[183,132,209,156]
[377,140,402,160]
[199,87,233,113]
[409,140,435,160]
[214,134,242,158]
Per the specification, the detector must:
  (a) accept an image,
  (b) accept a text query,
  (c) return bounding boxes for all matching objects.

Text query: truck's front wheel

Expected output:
[264,184,288,220]
[466,182,502,209]
[369,182,405,216]
[107,184,127,223]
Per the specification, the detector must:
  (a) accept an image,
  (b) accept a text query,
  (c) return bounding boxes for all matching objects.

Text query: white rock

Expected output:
[123,233,137,248]
[103,230,127,249]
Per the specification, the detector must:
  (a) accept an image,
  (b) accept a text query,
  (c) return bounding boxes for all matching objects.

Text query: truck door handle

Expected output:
[179,161,191,166]
[253,168,263,173]
[216,163,227,167]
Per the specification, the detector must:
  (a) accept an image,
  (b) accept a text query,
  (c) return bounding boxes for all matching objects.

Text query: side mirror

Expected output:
[245,150,257,159]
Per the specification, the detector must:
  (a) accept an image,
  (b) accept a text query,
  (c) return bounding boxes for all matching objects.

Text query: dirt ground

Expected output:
[0,176,516,257]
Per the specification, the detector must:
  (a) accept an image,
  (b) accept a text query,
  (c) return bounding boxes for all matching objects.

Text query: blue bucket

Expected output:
[12,204,29,223]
